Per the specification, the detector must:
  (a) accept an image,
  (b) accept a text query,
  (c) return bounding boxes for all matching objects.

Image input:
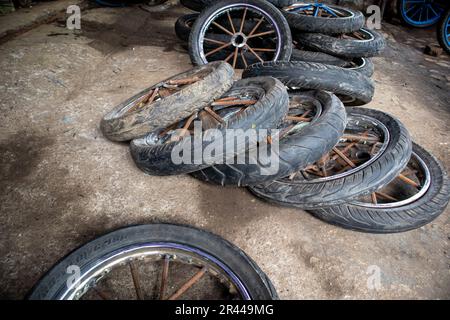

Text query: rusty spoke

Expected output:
[159,255,170,300]
[146,87,159,104]
[129,261,144,300]
[248,48,276,52]
[212,21,234,36]
[167,267,207,300]
[240,51,248,68]
[204,37,228,45]
[332,147,356,168]
[247,17,264,37]
[205,42,232,57]
[224,50,235,63]
[342,134,379,143]
[246,45,264,63]
[239,8,247,33]
[247,30,275,39]
[226,11,236,33]
[232,47,239,69]
[204,106,226,124]
[172,112,198,142]
[375,191,398,202]
[398,174,420,188]
[211,99,256,106]
[371,193,378,204]
[167,76,200,86]
[286,115,312,122]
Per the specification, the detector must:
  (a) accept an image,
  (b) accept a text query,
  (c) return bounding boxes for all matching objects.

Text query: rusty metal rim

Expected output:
[59,243,251,300]
[292,114,390,183]
[352,150,431,208]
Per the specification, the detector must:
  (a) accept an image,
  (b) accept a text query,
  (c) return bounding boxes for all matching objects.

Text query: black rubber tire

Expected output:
[290,51,374,77]
[28,224,278,300]
[283,5,365,34]
[100,62,234,142]
[191,90,347,186]
[310,142,450,233]
[188,0,292,68]
[345,57,374,78]
[175,13,198,42]
[295,28,386,58]
[242,61,374,106]
[437,9,450,55]
[290,49,348,66]
[249,107,413,209]
[130,77,289,175]
[181,0,297,12]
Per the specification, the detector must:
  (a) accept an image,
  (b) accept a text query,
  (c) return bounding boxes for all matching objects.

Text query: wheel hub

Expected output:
[231,32,247,48]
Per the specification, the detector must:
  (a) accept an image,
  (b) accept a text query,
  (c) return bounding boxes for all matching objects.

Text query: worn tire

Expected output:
[100,62,234,142]
[290,51,374,77]
[188,0,292,68]
[130,77,289,175]
[191,90,347,186]
[290,49,348,66]
[310,143,450,233]
[249,107,413,209]
[28,224,278,300]
[283,5,365,34]
[345,57,374,78]
[295,28,386,58]
[175,13,198,42]
[242,61,374,106]
[181,0,297,11]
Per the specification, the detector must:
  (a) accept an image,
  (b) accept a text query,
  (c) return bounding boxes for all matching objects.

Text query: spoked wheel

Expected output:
[155,91,260,145]
[356,146,430,207]
[398,0,446,28]
[29,224,278,300]
[286,2,350,18]
[310,142,450,233]
[248,108,412,209]
[189,0,292,69]
[282,2,364,33]
[290,113,389,181]
[130,77,289,176]
[437,9,450,54]
[190,90,347,186]
[100,62,234,142]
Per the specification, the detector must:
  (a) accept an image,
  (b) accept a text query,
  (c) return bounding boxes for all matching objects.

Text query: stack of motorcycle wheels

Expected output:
[100,1,450,234]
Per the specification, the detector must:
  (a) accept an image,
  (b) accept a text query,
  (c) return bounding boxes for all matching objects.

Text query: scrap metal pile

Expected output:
[101,0,449,234]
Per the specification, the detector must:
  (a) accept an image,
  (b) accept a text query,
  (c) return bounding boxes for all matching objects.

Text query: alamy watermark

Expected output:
[168,121,280,175]
[66,5,81,30]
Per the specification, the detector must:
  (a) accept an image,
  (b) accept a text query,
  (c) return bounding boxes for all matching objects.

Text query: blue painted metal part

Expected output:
[399,0,444,27]
[289,2,338,18]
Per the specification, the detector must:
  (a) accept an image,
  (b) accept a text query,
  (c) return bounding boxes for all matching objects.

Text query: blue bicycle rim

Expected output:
[400,0,444,27]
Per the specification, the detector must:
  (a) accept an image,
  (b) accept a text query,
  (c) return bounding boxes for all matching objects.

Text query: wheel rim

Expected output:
[149,88,261,145]
[400,0,444,26]
[284,2,354,18]
[60,243,251,300]
[283,114,390,182]
[353,150,431,208]
[198,3,283,69]
[339,28,374,42]
[278,93,323,138]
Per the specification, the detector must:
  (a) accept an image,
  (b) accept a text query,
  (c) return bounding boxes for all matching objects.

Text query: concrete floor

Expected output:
[0,3,449,299]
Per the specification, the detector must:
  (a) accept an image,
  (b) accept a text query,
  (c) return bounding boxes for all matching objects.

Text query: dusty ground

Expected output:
[0,3,449,299]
